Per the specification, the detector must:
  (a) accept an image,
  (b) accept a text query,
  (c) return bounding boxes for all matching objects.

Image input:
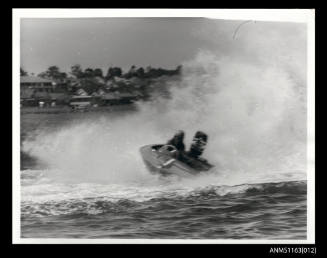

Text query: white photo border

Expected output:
[12,8,315,244]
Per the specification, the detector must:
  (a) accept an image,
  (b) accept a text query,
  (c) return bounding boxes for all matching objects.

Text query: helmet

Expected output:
[194,131,207,141]
[175,130,185,139]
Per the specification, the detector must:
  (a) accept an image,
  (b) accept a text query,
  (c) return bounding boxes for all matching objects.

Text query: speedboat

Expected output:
[140,144,213,177]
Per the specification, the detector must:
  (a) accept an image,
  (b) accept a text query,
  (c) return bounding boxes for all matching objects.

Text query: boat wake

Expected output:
[21,165,306,215]
[21,169,306,217]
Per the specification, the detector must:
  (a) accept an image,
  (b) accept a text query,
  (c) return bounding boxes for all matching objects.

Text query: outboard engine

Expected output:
[188,131,208,159]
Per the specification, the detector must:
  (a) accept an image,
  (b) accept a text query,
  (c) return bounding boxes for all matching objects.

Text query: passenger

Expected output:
[187,131,208,159]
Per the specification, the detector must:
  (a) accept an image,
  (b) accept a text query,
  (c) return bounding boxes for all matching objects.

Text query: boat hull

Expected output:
[140,144,212,177]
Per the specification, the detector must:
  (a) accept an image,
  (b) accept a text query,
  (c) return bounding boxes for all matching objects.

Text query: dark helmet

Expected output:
[174,130,185,140]
[189,131,208,158]
[194,131,207,142]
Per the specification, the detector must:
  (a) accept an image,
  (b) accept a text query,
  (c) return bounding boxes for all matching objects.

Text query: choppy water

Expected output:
[21,168,306,239]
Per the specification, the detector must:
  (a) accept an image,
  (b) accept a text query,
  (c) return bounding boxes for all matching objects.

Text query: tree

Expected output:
[60,72,68,79]
[38,66,67,81]
[106,67,122,79]
[47,66,61,79]
[79,78,101,94]
[70,64,84,78]
[136,67,145,78]
[84,68,94,77]
[93,68,103,78]
[113,67,122,77]
[38,71,47,78]
[146,67,159,78]
[20,68,28,76]
[124,65,137,79]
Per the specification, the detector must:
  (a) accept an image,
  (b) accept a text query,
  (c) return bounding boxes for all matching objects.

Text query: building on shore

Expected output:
[20,75,144,107]
[20,76,55,91]
[20,76,70,106]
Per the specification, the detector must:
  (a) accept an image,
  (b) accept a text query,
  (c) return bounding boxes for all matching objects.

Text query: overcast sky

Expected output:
[20,18,306,75]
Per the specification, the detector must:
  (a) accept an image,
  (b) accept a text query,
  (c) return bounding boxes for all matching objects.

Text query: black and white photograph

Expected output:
[12,9,315,244]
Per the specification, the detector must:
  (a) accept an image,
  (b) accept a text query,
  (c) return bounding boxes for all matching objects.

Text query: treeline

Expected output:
[20,64,182,100]
[20,64,182,82]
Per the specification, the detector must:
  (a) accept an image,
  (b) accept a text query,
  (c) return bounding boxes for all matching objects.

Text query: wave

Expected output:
[21,180,306,218]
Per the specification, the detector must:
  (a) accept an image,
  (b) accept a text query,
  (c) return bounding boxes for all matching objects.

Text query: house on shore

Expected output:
[20,76,69,106]
[21,75,55,91]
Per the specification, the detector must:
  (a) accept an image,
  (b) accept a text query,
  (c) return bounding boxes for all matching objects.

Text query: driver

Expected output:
[167,130,185,152]
[166,130,186,161]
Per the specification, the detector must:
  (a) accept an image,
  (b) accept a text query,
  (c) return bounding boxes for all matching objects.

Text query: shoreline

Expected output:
[20,103,139,115]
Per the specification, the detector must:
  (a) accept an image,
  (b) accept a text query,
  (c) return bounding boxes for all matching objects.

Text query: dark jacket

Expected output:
[167,137,185,152]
